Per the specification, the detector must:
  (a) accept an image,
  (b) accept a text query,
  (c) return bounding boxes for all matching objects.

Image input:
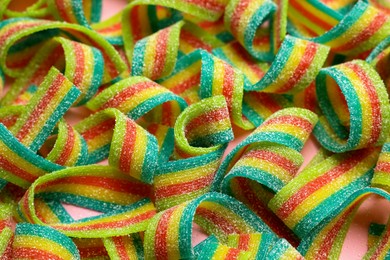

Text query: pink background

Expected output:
[6,1,390,259]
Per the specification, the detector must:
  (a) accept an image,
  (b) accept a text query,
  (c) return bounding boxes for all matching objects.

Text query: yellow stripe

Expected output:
[130,128,147,180]
[212,245,229,259]
[264,42,306,92]
[160,61,201,90]
[80,45,94,89]
[143,34,158,78]
[14,236,73,259]
[118,87,166,113]
[259,123,309,142]
[154,160,219,187]
[87,130,113,153]
[211,60,225,96]
[236,157,293,183]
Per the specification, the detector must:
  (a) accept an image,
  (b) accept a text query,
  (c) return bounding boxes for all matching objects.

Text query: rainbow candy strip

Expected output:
[47,0,101,28]
[86,76,187,127]
[269,147,380,239]
[75,109,158,183]
[246,36,330,94]
[367,36,390,92]
[267,238,304,260]
[200,51,254,129]
[103,233,144,260]
[18,165,156,238]
[174,95,233,158]
[224,0,277,61]
[298,188,390,259]
[314,60,390,153]
[10,67,80,152]
[218,108,317,244]
[41,120,88,167]
[144,192,272,259]
[13,223,80,259]
[288,0,341,38]
[372,141,390,192]
[131,21,184,80]
[290,1,390,57]
[0,18,127,83]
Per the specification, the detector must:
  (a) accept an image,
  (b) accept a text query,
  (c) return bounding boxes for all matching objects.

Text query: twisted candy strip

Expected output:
[290,0,390,57]
[314,59,390,153]
[218,108,317,244]
[298,188,390,259]
[154,96,232,210]
[269,147,380,239]
[18,165,156,238]
[0,18,127,83]
[144,192,273,259]
[86,76,187,128]
[75,108,158,183]
[13,223,80,259]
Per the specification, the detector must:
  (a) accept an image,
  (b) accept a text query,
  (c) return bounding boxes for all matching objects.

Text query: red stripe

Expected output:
[244,149,299,176]
[36,176,151,197]
[273,0,282,49]
[317,205,357,258]
[262,115,314,133]
[0,115,18,128]
[180,30,212,52]
[230,0,251,36]
[0,22,42,46]
[237,234,250,250]
[289,0,334,31]
[169,72,201,94]
[152,28,170,79]
[223,62,235,111]
[277,149,372,219]
[346,62,382,144]
[332,13,387,52]
[119,120,137,173]
[276,42,318,93]
[251,92,282,112]
[235,177,300,247]
[15,74,65,142]
[55,0,72,23]
[195,207,241,234]
[185,107,229,133]
[71,42,85,87]
[155,173,214,198]
[55,210,156,231]
[130,6,142,42]
[375,161,390,173]
[154,207,176,260]
[101,81,154,110]
[0,154,37,183]
[55,124,75,165]
[113,236,130,259]
[13,247,63,260]
[81,118,115,140]
[79,246,108,258]
[226,248,241,259]
[161,102,173,126]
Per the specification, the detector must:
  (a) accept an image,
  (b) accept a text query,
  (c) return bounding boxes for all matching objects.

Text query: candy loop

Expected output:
[144,192,273,259]
[103,233,144,260]
[269,147,380,239]
[18,165,156,238]
[0,18,127,83]
[86,76,187,128]
[75,108,158,183]
[314,59,390,153]
[224,0,277,61]
[298,187,390,259]
[174,95,233,158]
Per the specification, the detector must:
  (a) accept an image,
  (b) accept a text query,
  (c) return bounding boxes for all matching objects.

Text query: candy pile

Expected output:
[1,0,390,259]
